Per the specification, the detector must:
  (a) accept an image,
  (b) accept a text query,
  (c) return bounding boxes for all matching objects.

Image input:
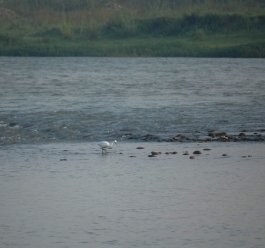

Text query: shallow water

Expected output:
[0,142,265,248]
[1,57,265,247]
[1,57,265,145]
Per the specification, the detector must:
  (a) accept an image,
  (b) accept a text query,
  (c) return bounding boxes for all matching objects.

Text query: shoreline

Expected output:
[0,130,265,147]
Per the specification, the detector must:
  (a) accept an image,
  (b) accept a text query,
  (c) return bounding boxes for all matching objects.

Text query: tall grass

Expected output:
[0,0,265,57]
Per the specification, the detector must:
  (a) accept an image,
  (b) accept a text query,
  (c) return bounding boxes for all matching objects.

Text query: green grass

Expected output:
[0,0,265,57]
[1,31,264,57]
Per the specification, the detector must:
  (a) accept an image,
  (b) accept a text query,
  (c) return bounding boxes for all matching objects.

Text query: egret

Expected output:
[97,140,117,154]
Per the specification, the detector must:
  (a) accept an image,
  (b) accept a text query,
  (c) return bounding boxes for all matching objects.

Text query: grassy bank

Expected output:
[1,0,265,57]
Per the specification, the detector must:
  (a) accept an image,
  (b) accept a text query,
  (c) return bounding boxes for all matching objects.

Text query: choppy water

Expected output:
[1,57,265,145]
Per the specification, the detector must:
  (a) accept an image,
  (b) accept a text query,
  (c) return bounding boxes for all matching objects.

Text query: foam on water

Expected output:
[1,57,265,145]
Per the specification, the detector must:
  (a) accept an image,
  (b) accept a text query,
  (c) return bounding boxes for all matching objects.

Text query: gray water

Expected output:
[1,57,265,248]
[0,141,265,248]
[1,57,265,145]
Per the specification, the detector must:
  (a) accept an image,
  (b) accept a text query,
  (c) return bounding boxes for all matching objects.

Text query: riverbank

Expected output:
[1,0,265,57]
[1,31,265,57]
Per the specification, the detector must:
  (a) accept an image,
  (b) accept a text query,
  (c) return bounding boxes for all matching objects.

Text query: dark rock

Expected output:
[222,154,228,157]
[189,156,195,159]
[136,147,145,149]
[193,150,202,154]
[203,148,211,151]
[9,122,18,127]
[148,155,156,157]
[239,132,247,137]
[183,151,189,155]
[151,151,161,155]
[60,158,67,161]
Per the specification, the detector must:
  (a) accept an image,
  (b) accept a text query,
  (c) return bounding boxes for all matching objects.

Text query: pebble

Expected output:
[136,147,145,149]
[189,156,195,159]
[183,151,189,155]
[148,155,156,157]
[193,150,202,154]
[222,154,228,157]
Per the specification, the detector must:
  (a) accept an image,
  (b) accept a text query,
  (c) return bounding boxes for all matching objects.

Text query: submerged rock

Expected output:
[142,134,160,142]
[148,154,156,157]
[165,151,177,155]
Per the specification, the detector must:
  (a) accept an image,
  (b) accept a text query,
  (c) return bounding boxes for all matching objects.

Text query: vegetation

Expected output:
[0,0,265,57]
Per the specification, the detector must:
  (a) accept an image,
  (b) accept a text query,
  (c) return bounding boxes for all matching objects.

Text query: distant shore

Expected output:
[1,1,265,57]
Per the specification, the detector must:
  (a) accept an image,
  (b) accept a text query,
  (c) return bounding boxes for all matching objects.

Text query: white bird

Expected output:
[97,140,117,154]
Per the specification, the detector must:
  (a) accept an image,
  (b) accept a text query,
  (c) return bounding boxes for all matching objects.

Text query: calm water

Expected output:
[0,57,265,248]
[0,57,265,145]
[0,142,265,248]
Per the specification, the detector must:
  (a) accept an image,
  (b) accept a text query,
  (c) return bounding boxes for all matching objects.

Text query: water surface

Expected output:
[1,57,265,248]
[0,142,265,248]
[1,57,265,145]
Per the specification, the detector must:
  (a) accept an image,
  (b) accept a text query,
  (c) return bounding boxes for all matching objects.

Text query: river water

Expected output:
[0,57,265,248]
[1,57,265,145]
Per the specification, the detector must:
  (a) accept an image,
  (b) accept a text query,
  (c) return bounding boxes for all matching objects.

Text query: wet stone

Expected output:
[151,151,161,155]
